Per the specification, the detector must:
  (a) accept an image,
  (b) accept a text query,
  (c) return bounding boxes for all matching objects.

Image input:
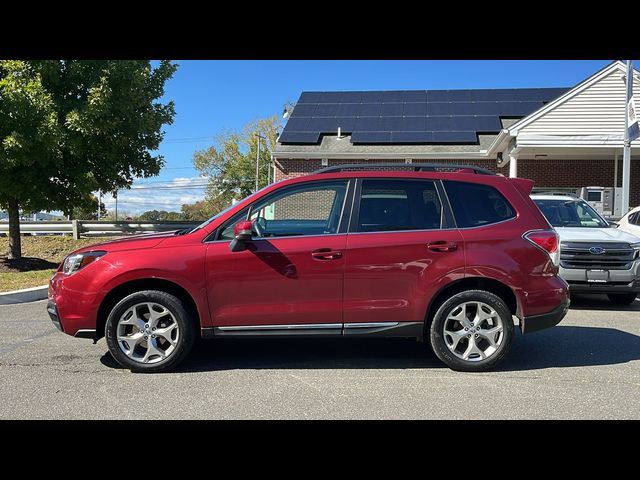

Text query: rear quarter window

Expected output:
[443,181,516,228]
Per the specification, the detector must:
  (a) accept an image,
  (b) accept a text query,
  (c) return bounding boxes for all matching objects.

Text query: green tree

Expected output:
[192,116,279,204]
[137,210,184,222]
[181,197,228,221]
[0,60,177,259]
[0,61,60,258]
[71,194,107,220]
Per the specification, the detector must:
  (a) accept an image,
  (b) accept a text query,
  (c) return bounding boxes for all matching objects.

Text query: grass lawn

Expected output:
[0,236,111,292]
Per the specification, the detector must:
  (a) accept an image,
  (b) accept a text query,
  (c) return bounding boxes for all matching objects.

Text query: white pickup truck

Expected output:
[531,194,640,305]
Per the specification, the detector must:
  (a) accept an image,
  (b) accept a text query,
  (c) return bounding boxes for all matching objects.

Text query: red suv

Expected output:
[48,164,569,372]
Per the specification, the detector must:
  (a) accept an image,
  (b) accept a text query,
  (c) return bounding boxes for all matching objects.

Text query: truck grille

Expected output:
[560,242,636,270]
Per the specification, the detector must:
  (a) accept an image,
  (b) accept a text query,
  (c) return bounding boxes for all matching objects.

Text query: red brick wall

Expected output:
[275,158,640,207]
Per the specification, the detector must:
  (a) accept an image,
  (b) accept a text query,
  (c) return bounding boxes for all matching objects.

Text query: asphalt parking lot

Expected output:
[0,295,638,419]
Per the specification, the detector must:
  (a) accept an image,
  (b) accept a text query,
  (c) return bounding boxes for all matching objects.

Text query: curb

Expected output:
[0,285,48,305]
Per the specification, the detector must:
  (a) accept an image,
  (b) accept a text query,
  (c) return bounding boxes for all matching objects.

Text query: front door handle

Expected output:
[311,248,343,260]
[427,241,458,252]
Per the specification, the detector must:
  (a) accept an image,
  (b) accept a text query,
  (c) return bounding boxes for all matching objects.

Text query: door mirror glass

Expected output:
[234,220,253,241]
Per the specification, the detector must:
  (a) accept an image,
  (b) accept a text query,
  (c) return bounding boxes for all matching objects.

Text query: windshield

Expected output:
[534,199,609,228]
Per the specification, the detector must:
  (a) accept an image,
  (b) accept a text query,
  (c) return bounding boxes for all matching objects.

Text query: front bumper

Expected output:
[47,300,63,332]
[566,279,640,294]
[520,299,570,334]
[560,265,640,294]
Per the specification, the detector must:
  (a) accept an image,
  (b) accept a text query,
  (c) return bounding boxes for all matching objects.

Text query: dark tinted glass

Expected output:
[356,179,442,232]
[444,181,516,228]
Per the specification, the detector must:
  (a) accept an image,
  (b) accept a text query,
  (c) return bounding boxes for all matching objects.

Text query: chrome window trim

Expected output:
[204,232,346,244]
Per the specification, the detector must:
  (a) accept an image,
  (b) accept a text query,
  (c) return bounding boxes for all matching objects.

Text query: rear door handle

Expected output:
[427,241,458,252]
[311,248,343,260]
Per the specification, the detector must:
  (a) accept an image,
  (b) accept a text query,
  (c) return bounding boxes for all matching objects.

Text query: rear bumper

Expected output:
[520,299,570,334]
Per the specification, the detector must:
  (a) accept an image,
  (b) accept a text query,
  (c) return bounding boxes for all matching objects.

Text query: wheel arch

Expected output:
[96,278,202,341]
[424,277,519,334]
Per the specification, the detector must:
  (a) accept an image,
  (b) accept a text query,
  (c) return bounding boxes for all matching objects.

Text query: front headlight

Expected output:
[63,251,106,275]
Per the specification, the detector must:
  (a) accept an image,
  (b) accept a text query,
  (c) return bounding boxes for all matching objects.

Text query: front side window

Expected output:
[533,199,608,228]
[355,179,443,233]
[217,181,348,240]
[443,181,516,228]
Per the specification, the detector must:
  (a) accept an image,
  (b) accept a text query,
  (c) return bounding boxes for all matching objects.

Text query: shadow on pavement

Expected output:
[100,326,640,373]
[569,293,640,312]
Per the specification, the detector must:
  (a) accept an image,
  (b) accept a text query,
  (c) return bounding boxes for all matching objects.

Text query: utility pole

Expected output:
[622,60,633,216]
[114,191,118,221]
[255,133,265,193]
[97,189,101,220]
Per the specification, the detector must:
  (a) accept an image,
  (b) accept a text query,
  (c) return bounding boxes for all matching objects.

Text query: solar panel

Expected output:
[402,117,427,131]
[391,131,433,143]
[403,90,427,102]
[403,103,427,115]
[380,103,403,116]
[278,131,320,143]
[336,103,360,116]
[432,131,477,143]
[352,132,392,143]
[427,116,451,131]
[381,91,404,102]
[354,117,381,132]
[315,104,340,117]
[378,117,404,131]
[290,103,316,117]
[357,103,381,116]
[360,91,385,103]
[340,91,363,103]
[306,117,339,131]
[428,90,472,102]
[333,117,357,131]
[427,103,453,115]
[280,87,568,145]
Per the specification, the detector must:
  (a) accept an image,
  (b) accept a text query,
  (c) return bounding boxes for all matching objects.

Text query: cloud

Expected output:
[101,176,209,214]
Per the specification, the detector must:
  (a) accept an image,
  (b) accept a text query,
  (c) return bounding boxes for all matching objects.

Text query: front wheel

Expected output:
[607,293,637,305]
[429,290,514,372]
[105,290,196,373]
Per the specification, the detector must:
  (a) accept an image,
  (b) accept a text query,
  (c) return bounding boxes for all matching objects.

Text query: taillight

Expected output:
[524,230,560,267]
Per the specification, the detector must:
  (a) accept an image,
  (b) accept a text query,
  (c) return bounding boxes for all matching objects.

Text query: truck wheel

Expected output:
[430,290,514,372]
[607,293,637,305]
[105,290,196,373]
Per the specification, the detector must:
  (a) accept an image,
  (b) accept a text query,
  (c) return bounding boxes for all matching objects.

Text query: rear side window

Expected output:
[355,179,442,232]
[443,181,515,228]
[630,211,640,226]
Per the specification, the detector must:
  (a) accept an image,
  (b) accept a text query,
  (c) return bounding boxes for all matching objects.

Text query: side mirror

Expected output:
[229,220,252,252]
[234,220,253,241]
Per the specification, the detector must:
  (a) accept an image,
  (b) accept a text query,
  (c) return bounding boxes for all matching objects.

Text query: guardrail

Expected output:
[0,220,200,239]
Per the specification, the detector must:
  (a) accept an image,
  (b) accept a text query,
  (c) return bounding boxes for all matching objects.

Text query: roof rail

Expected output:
[312,163,496,175]
[533,191,579,198]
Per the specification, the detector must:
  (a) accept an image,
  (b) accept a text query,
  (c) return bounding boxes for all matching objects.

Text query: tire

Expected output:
[105,290,196,373]
[429,290,514,372]
[607,293,637,305]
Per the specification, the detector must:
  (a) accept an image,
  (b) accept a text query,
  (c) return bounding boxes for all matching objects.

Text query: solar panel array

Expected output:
[278,88,569,145]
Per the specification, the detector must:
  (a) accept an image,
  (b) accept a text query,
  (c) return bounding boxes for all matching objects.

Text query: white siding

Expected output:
[518,66,640,141]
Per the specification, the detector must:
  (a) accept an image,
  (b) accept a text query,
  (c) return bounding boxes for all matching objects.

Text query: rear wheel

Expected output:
[607,293,637,305]
[105,290,196,373]
[429,290,514,372]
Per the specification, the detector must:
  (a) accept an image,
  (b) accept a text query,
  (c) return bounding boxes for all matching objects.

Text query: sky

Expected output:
[102,60,613,215]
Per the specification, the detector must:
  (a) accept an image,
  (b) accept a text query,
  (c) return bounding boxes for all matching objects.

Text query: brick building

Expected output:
[273,61,640,208]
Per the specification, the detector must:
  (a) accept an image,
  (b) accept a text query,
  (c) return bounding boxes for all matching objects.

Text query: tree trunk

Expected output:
[7,198,22,260]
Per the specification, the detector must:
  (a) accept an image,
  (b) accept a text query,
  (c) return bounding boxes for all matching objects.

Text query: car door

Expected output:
[205,179,352,332]
[343,178,465,333]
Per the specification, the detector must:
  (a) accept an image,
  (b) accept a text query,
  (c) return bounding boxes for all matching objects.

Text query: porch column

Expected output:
[508,153,518,178]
